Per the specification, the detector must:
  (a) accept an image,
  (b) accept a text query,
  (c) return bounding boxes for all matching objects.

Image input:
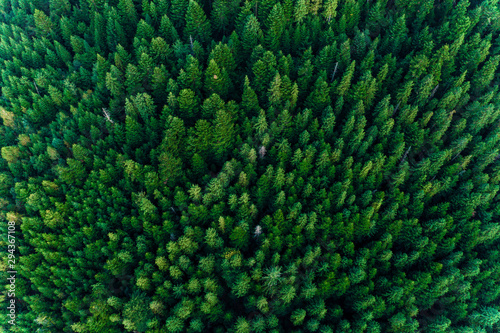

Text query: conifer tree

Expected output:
[471,55,500,95]
[184,0,212,44]
[242,14,264,56]
[204,59,231,98]
[212,109,236,164]
[242,76,261,115]
[159,14,180,43]
[322,0,337,23]
[34,9,54,36]
[265,3,285,52]
[337,60,356,97]
[294,0,309,24]
[118,0,139,36]
[178,88,200,121]
[170,0,189,29]
[178,55,203,94]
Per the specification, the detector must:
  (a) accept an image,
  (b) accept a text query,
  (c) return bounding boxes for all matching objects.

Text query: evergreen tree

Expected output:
[178,55,203,94]
[265,3,285,52]
[118,0,139,36]
[241,14,264,56]
[170,0,189,29]
[322,0,338,23]
[184,0,212,44]
[204,59,231,98]
[159,14,180,44]
[242,75,261,115]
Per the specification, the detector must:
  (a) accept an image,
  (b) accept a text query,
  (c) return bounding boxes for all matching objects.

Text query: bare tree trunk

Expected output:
[392,102,401,116]
[400,145,412,164]
[429,84,439,99]
[33,81,40,95]
[330,62,339,82]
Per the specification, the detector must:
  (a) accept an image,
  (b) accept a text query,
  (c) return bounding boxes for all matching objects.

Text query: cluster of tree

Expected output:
[1,0,500,332]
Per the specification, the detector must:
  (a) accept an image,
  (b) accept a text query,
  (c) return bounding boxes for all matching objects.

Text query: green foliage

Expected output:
[184,0,212,43]
[1,1,500,333]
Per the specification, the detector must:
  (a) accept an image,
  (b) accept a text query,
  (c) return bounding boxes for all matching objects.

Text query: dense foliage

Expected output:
[1,0,500,332]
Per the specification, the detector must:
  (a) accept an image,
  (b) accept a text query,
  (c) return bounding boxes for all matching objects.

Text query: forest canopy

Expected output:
[1,0,500,332]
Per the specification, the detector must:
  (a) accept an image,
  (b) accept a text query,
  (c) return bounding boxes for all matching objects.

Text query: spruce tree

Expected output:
[184,0,212,44]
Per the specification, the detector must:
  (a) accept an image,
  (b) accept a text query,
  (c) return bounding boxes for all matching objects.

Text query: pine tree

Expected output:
[204,59,231,98]
[294,0,309,24]
[252,54,277,99]
[135,19,155,40]
[471,55,500,95]
[105,65,123,99]
[305,75,330,113]
[209,42,237,74]
[339,0,360,33]
[242,14,264,56]
[170,0,189,29]
[242,76,260,115]
[118,0,139,36]
[184,0,212,44]
[34,9,54,36]
[265,3,285,52]
[235,0,254,35]
[212,109,236,164]
[93,12,107,53]
[382,14,408,56]
[159,14,180,43]
[178,55,203,93]
[125,63,144,95]
[322,0,338,23]
[212,0,240,35]
[337,60,356,96]
[267,72,282,107]
[178,88,200,121]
